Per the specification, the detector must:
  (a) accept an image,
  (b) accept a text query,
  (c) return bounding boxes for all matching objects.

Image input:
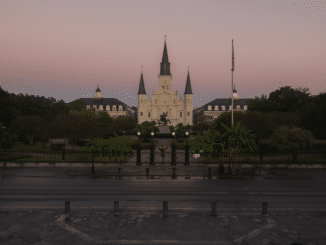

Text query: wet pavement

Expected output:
[1,210,326,245]
[1,166,326,244]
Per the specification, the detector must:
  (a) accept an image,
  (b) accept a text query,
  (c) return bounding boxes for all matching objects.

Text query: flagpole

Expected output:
[231,39,235,129]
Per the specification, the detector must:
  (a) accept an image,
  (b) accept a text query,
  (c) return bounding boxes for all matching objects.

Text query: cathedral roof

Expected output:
[184,68,193,94]
[160,39,171,75]
[137,71,146,94]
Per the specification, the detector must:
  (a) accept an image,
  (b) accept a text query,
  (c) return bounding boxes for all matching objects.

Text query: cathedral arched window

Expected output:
[187,112,190,116]
[141,112,143,116]
[148,112,150,117]
[180,112,182,117]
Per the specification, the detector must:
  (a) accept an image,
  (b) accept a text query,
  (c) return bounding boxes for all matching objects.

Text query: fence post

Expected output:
[212,202,216,217]
[137,145,141,165]
[150,143,155,165]
[171,143,176,165]
[65,201,70,214]
[163,201,168,217]
[262,202,267,215]
[185,143,189,165]
[114,201,119,216]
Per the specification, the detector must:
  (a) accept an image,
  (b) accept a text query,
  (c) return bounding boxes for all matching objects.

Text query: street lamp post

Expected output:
[92,141,95,175]
[150,132,155,165]
[185,131,189,165]
[171,132,176,165]
[137,131,141,165]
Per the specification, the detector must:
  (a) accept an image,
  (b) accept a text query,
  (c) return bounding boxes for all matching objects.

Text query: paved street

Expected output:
[0,167,326,244]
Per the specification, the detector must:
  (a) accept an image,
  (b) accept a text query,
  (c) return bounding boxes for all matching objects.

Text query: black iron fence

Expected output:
[0,148,326,165]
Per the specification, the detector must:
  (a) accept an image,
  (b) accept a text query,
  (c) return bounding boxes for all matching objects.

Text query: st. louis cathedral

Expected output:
[137,39,193,126]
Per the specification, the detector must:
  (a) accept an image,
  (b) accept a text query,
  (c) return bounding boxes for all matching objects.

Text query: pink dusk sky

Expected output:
[1,0,325,108]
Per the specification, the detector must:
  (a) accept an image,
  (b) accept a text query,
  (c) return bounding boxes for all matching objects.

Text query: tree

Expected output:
[268,125,314,163]
[114,115,137,135]
[0,122,18,150]
[247,94,275,113]
[267,86,312,114]
[209,111,246,134]
[168,123,193,141]
[8,115,48,145]
[297,92,326,140]
[189,121,258,167]
[130,121,160,143]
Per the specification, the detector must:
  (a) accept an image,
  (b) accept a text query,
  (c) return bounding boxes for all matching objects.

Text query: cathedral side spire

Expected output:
[184,67,193,94]
[138,65,146,94]
[160,35,171,75]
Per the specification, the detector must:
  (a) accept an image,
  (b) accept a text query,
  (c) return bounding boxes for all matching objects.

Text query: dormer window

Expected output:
[244,105,248,110]
[229,105,232,110]
[222,106,225,110]
[99,105,103,110]
[86,105,90,109]
[113,105,117,110]
[214,105,218,110]
[208,105,212,110]
[119,105,123,110]
[106,105,110,111]
[236,105,240,110]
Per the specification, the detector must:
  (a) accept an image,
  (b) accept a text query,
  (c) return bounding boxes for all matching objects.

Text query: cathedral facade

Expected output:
[137,39,193,127]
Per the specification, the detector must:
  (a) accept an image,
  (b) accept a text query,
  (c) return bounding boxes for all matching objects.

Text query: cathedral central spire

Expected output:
[160,35,171,75]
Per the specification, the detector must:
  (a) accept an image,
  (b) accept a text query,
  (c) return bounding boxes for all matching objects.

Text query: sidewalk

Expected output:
[0,210,325,244]
[1,167,326,244]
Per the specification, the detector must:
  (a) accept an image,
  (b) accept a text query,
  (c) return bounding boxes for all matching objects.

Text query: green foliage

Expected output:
[189,121,258,165]
[268,86,312,113]
[130,121,160,142]
[80,137,134,162]
[0,122,18,150]
[8,115,48,145]
[297,92,326,140]
[168,123,193,140]
[209,111,246,134]
[268,126,314,155]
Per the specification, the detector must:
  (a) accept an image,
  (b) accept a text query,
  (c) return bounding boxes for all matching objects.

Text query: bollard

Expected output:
[172,168,176,179]
[163,201,168,217]
[208,168,211,179]
[212,202,216,217]
[114,201,119,216]
[262,202,267,215]
[65,201,70,214]
[146,168,149,178]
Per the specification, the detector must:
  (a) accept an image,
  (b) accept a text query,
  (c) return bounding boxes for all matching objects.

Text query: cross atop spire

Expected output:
[164,34,167,42]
